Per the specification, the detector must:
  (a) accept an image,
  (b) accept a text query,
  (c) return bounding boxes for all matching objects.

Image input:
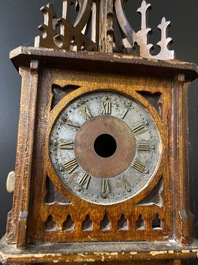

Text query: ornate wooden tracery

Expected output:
[35,0,174,60]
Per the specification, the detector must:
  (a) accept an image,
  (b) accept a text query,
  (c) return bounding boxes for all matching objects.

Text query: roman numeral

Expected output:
[101,99,111,115]
[121,109,129,119]
[78,173,91,189]
[81,105,93,120]
[59,140,74,150]
[66,120,80,129]
[122,177,131,192]
[132,159,146,173]
[137,141,150,151]
[132,121,145,134]
[64,158,79,174]
[101,179,110,198]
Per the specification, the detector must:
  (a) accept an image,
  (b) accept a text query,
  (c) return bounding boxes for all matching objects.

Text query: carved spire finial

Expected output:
[155,17,174,60]
[35,0,175,60]
[137,0,151,30]
[135,0,153,58]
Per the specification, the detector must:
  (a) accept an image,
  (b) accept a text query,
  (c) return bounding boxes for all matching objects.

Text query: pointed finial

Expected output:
[155,17,175,60]
[137,0,151,30]
[137,0,151,13]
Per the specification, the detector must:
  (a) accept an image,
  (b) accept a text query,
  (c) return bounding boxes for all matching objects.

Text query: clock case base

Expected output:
[1,238,198,264]
[1,47,198,264]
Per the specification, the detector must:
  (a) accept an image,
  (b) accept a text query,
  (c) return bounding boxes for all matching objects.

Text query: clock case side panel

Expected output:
[6,61,40,248]
[27,68,54,244]
[171,74,194,245]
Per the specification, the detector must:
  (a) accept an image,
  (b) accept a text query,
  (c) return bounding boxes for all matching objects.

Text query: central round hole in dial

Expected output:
[94,134,117,158]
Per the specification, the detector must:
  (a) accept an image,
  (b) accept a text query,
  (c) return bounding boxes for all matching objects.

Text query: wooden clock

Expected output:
[1,1,198,265]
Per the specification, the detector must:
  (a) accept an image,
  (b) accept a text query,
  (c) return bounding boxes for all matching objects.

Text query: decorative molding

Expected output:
[35,0,175,60]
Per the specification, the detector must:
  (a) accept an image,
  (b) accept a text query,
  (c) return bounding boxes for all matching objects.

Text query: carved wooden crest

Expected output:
[35,0,175,60]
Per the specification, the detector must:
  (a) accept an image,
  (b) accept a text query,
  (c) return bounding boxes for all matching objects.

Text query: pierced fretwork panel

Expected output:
[63,215,75,231]
[44,215,56,231]
[137,91,163,117]
[41,208,168,242]
[117,214,129,231]
[51,84,80,109]
[152,214,163,230]
[82,215,93,231]
[137,177,164,206]
[135,214,146,230]
[45,176,71,205]
[35,0,174,60]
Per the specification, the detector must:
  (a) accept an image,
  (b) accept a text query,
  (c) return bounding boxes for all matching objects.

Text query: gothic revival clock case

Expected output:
[1,1,198,265]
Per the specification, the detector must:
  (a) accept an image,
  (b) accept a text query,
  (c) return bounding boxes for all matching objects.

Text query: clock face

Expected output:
[49,90,162,205]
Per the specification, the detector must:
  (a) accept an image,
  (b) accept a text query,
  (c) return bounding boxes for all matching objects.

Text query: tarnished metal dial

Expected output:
[49,91,162,205]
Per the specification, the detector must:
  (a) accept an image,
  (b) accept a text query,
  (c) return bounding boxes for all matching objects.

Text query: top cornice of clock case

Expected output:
[10,46,198,82]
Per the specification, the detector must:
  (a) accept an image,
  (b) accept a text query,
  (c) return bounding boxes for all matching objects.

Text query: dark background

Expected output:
[0,1,198,264]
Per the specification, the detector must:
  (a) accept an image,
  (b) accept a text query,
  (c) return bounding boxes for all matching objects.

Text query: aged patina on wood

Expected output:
[1,1,198,265]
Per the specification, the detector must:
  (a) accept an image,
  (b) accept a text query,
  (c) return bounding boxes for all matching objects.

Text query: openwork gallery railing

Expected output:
[35,0,175,60]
